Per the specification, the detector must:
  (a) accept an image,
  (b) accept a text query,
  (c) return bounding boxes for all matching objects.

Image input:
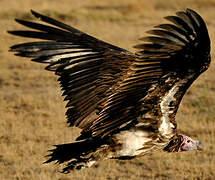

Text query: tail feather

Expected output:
[44,139,105,172]
[44,140,95,164]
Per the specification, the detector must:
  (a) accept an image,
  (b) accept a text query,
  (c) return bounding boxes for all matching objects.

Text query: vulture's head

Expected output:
[164,135,204,152]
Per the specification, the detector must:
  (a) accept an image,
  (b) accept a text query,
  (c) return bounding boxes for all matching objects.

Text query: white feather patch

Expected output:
[159,84,178,137]
[86,160,96,168]
[159,75,194,137]
[115,129,151,156]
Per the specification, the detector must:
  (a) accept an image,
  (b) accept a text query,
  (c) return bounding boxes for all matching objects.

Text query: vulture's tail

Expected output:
[44,139,105,173]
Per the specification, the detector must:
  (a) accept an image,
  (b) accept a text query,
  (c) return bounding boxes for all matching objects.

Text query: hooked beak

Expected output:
[195,140,204,151]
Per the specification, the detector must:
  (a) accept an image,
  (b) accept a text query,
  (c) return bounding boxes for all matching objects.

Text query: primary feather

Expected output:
[9,8,211,173]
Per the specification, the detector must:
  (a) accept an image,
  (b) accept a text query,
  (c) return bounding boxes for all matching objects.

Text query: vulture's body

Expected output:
[9,9,211,173]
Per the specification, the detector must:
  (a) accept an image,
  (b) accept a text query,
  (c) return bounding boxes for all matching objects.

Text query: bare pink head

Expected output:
[164,134,204,152]
[178,135,204,152]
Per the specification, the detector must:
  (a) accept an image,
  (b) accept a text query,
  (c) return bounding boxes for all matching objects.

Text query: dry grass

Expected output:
[0,0,215,179]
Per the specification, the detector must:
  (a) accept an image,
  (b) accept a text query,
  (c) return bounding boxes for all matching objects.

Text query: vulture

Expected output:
[9,8,211,173]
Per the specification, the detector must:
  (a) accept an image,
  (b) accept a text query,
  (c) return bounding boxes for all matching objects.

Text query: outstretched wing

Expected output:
[82,9,210,138]
[9,9,210,140]
[9,10,134,128]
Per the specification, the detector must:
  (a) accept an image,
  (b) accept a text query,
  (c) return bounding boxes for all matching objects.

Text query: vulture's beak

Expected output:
[195,140,204,151]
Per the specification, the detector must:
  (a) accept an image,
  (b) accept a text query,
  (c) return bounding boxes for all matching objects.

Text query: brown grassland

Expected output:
[0,0,215,179]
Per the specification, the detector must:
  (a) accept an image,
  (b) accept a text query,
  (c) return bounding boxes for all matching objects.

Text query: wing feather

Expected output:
[9,9,210,140]
[9,10,134,128]
[84,9,210,138]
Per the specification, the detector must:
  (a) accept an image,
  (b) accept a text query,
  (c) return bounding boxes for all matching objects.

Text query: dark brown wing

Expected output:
[9,9,210,140]
[82,9,210,138]
[9,10,134,128]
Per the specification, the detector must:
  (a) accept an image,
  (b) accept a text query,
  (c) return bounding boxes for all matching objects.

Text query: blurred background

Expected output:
[0,0,214,179]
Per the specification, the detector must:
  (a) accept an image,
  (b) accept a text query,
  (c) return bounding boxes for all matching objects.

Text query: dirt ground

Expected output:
[0,0,215,179]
